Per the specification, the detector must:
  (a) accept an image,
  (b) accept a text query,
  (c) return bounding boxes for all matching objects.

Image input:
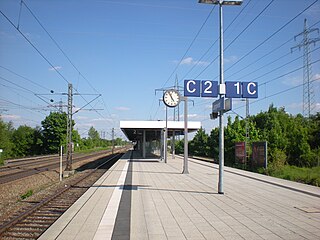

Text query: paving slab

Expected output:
[40,151,320,239]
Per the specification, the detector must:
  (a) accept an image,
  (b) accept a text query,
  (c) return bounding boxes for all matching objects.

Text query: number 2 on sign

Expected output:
[203,81,212,94]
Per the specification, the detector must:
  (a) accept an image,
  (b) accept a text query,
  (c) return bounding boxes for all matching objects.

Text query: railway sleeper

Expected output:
[49,201,74,206]
[36,209,65,214]
[47,202,71,207]
[25,216,58,221]
[40,205,67,209]
[20,220,51,225]
[42,204,68,209]
[15,223,49,229]
[1,235,36,240]
[1,233,38,239]
[33,211,61,217]
[7,227,44,233]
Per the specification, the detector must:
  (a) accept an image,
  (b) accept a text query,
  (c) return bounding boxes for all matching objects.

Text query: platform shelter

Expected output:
[120,121,201,159]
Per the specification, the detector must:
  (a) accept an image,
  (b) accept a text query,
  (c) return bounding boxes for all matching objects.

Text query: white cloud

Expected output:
[283,73,320,87]
[115,106,130,111]
[177,113,207,120]
[74,116,89,120]
[287,102,303,110]
[49,66,62,71]
[282,76,302,87]
[314,73,320,82]
[1,114,21,120]
[92,118,111,122]
[188,114,198,118]
[174,57,209,66]
[225,55,238,64]
[74,123,94,128]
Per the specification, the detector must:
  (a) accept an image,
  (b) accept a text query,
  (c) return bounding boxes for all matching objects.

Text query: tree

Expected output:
[41,112,69,153]
[208,127,219,160]
[309,113,320,150]
[88,126,100,147]
[0,118,14,160]
[115,138,123,146]
[174,139,184,154]
[189,127,210,157]
[12,125,36,157]
[72,129,82,152]
[286,114,312,167]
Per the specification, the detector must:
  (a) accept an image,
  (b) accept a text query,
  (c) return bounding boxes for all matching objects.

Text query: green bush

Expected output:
[266,148,287,175]
[20,189,33,200]
[270,166,320,186]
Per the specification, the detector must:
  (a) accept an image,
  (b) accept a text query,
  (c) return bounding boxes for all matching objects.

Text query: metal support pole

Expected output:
[218,2,224,194]
[65,83,73,171]
[164,106,168,163]
[183,97,189,174]
[143,130,146,158]
[60,145,63,181]
[245,98,249,167]
[160,129,164,161]
[112,127,115,154]
[172,131,175,159]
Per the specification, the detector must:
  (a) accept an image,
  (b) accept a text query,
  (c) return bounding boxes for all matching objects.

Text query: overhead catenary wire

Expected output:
[151,0,253,120]
[0,75,61,111]
[201,75,320,124]
[193,0,319,82]
[20,0,100,94]
[178,0,253,85]
[184,0,275,82]
[217,0,319,78]
[235,76,320,111]
[0,9,70,85]
[20,1,115,124]
[0,98,47,116]
[0,7,114,126]
[161,5,216,88]
[0,83,50,111]
[247,47,320,83]
[194,10,320,107]
[149,5,216,120]
[195,57,320,108]
[226,19,320,80]
[0,65,51,92]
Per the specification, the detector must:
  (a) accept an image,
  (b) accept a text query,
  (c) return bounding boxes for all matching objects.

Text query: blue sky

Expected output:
[0,0,319,140]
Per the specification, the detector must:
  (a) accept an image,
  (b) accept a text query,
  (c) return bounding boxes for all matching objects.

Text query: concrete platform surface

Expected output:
[39,151,320,240]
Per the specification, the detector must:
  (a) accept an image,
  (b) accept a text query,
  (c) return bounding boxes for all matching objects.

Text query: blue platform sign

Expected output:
[201,80,218,98]
[242,82,258,98]
[184,80,218,98]
[226,81,258,98]
[226,81,242,98]
[184,80,201,97]
[184,79,258,99]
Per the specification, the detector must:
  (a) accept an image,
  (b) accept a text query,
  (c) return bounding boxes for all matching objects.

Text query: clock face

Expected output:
[163,89,181,107]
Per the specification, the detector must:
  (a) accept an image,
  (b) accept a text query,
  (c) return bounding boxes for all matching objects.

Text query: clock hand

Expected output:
[169,92,174,101]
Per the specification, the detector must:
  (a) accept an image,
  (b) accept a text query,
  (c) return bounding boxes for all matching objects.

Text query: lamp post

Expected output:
[198,0,243,194]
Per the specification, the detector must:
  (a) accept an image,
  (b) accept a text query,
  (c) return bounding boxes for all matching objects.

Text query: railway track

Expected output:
[0,148,126,185]
[0,152,124,240]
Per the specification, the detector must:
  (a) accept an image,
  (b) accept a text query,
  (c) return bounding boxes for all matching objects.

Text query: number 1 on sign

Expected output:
[234,82,240,95]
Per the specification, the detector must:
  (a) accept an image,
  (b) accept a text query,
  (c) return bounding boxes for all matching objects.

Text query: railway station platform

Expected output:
[39,150,320,240]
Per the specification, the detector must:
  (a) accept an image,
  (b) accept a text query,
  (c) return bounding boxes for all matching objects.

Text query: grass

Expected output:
[267,165,320,187]
[74,146,111,154]
[20,189,33,200]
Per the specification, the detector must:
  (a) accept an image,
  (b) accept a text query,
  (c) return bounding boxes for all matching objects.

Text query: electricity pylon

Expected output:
[292,19,320,118]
